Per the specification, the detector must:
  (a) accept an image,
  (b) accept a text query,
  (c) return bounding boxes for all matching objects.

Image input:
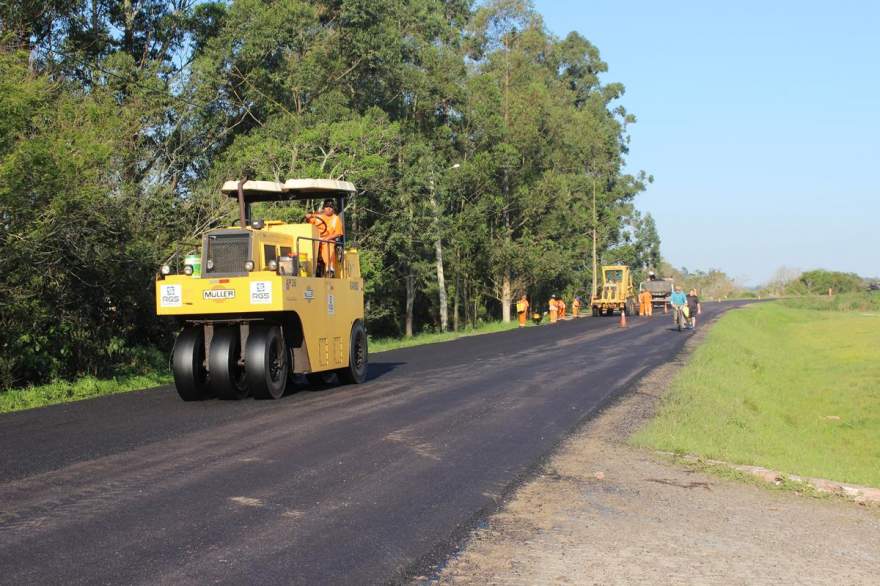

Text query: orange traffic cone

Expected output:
[619,308,627,328]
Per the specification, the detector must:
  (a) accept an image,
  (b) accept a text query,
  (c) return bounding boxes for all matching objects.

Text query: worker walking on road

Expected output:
[687,288,702,329]
[572,296,581,318]
[670,286,688,326]
[516,294,530,328]
[305,199,344,277]
[549,295,559,324]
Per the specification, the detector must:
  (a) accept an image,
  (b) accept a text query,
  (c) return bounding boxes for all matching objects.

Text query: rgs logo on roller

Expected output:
[203,288,235,301]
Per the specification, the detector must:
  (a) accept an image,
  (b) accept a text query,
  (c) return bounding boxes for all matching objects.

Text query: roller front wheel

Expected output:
[209,327,248,400]
[246,326,289,399]
[172,326,209,401]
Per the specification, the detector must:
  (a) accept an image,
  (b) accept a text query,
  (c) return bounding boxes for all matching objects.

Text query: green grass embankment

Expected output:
[0,347,172,414]
[369,320,522,353]
[633,297,880,487]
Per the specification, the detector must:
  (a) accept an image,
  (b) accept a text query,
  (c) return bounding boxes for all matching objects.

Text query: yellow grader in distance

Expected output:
[156,179,367,401]
[591,264,638,317]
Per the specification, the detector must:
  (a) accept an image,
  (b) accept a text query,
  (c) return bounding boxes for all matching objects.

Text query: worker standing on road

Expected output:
[572,296,581,318]
[687,288,702,329]
[516,294,530,328]
[639,289,653,317]
[305,199,344,276]
[558,298,566,320]
[549,295,559,324]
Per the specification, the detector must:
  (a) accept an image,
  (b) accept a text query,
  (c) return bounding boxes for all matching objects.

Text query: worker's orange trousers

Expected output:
[550,309,558,324]
[518,312,527,327]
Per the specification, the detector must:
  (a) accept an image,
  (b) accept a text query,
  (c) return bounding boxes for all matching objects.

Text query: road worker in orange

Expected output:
[572,296,581,317]
[639,289,653,316]
[558,298,566,319]
[549,295,559,324]
[516,294,530,328]
[305,199,344,277]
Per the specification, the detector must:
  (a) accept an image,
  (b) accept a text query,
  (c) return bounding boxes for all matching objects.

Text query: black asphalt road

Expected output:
[0,302,748,584]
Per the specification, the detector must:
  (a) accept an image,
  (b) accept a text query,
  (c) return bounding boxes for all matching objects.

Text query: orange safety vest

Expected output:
[309,213,344,240]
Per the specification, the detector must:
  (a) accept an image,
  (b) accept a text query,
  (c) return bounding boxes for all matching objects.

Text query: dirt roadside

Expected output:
[431,321,880,585]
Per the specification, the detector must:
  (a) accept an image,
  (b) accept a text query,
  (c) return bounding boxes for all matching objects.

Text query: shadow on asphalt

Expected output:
[367,361,405,381]
[278,361,405,395]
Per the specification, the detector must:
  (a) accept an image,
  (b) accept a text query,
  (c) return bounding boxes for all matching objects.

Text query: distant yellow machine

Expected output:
[156,179,367,401]
[590,264,638,317]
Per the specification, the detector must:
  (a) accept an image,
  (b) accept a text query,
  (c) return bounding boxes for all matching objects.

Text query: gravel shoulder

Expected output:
[434,321,880,585]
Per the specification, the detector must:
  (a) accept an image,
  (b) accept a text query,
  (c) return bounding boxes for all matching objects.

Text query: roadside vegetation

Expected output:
[370,320,521,353]
[633,296,880,488]
[779,292,880,312]
[0,348,171,414]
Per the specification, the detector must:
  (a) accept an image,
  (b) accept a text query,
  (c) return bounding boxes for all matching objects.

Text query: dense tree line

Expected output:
[0,0,659,388]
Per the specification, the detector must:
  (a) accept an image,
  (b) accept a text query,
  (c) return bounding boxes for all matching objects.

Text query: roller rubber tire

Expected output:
[172,326,209,401]
[246,326,289,400]
[209,327,248,400]
[338,321,368,385]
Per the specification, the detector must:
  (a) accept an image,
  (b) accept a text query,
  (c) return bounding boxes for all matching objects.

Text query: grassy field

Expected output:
[633,298,880,487]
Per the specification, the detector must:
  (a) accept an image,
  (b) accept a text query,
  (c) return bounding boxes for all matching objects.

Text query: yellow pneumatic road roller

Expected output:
[156,179,367,401]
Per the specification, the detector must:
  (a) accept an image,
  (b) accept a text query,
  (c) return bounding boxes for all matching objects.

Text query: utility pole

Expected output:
[592,178,598,299]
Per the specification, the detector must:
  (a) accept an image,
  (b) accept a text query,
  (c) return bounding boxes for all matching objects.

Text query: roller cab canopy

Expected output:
[221,179,357,202]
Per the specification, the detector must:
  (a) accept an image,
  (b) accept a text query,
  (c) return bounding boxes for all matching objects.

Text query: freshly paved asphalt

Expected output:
[0,302,748,584]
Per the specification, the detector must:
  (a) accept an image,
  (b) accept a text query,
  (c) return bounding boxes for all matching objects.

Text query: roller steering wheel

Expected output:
[307,214,328,235]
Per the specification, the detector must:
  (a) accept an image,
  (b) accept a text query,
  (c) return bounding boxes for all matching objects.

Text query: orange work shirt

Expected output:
[310,213,344,241]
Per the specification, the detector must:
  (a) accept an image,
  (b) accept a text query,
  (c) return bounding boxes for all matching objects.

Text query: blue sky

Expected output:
[535,0,879,284]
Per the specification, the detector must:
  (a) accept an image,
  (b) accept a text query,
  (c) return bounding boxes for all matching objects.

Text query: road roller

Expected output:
[156,179,367,401]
